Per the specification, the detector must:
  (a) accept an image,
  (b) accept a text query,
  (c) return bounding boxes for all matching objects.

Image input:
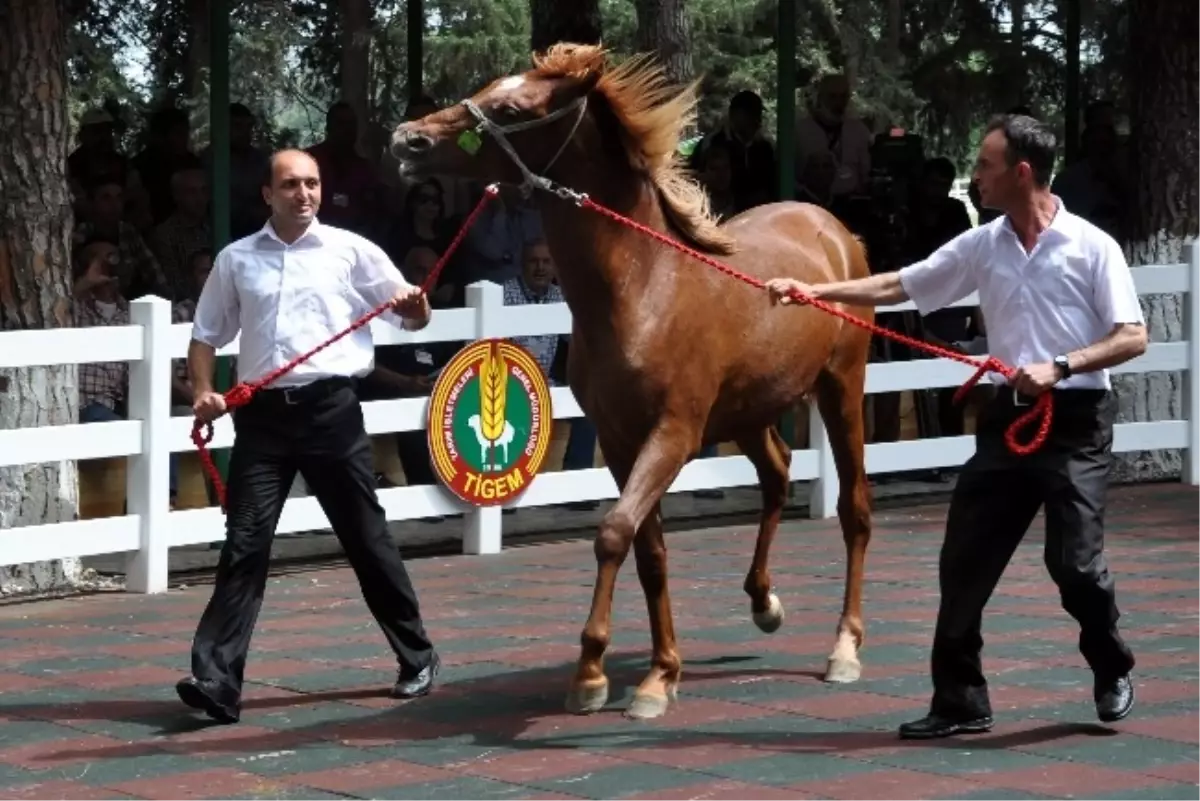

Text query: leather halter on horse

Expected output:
[460,95,589,202]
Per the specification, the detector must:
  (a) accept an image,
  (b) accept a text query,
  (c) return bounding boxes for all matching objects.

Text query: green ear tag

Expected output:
[457,129,483,155]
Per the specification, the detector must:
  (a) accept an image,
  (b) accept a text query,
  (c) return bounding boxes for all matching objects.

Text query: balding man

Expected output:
[795,74,873,201]
[176,149,440,724]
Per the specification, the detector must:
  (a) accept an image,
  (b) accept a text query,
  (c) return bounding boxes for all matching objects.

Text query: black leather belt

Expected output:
[1003,387,1110,408]
[256,376,355,405]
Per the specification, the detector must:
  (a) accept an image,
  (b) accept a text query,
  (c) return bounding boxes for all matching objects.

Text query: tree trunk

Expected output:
[1115,0,1199,481]
[530,0,601,53]
[0,0,83,592]
[633,0,693,86]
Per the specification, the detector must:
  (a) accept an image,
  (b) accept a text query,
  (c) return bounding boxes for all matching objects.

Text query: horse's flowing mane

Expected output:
[531,44,737,255]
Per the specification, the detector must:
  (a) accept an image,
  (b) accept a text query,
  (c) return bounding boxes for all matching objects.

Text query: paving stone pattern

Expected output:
[1,483,1196,799]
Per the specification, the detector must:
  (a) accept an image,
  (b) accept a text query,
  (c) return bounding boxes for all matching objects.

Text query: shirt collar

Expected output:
[518,277,556,301]
[257,217,325,248]
[998,194,1080,245]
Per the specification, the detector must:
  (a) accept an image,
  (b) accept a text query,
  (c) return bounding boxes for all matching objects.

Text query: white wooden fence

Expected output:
[1,253,1196,594]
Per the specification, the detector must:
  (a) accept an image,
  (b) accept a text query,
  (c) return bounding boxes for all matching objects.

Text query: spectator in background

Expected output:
[696,141,738,220]
[71,234,184,508]
[907,157,975,440]
[74,236,131,424]
[151,159,212,300]
[74,177,169,301]
[360,247,457,517]
[462,184,544,286]
[1052,101,1127,240]
[68,108,130,205]
[797,151,838,208]
[796,74,873,203]
[130,107,194,228]
[200,103,271,240]
[690,90,777,213]
[502,241,599,510]
[307,101,380,237]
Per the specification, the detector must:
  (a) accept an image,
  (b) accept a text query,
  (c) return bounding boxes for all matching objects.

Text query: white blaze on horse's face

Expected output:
[497,75,526,91]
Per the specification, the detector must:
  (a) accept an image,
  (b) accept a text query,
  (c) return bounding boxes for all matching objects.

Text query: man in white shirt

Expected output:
[176,150,439,724]
[766,114,1147,738]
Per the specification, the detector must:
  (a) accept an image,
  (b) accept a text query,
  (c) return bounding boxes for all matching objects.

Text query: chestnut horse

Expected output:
[392,44,874,719]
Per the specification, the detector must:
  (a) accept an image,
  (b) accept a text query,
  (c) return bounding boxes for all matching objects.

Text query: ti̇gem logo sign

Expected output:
[427,339,553,506]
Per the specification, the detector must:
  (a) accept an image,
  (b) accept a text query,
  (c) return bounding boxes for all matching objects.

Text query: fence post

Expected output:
[807,398,838,518]
[124,297,173,593]
[1184,244,1199,486]
[461,281,504,554]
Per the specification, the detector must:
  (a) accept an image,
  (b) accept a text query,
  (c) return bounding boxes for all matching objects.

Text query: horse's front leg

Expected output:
[627,504,681,719]
[566,424,691,715]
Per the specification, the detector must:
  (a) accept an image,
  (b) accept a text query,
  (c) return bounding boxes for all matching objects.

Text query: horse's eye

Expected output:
[499,106,521,120]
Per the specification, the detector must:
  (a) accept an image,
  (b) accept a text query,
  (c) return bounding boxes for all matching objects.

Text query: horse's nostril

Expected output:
[405,132,434,152]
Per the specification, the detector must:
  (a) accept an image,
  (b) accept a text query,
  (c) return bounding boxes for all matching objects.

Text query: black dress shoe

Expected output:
[898,712,993,740]
[391,651,440,699]
[1095,674,1135,723]
[175,676,240,724]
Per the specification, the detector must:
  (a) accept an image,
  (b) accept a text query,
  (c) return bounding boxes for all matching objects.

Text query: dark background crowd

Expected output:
[65,73,1128,499]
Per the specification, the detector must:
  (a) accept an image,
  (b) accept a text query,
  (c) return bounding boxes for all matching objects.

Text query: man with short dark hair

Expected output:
[176,149,440,725]
[766,114,1147,738]
[690,90,777,212]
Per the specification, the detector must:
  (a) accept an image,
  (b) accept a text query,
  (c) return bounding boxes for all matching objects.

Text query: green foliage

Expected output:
[64,0,1128,175]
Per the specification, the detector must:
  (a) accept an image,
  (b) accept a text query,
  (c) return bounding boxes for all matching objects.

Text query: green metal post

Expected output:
[776,0,799,445]
[209,0,233,486]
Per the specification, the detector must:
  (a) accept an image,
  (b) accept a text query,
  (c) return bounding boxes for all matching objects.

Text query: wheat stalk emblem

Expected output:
[479,343,509,468]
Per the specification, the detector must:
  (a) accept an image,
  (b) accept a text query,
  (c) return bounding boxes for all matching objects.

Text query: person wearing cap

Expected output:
[689,90,777,213]
[68,108,130,201]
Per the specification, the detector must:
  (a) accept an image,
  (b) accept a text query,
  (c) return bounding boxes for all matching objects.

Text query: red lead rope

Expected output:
[191,184,1051,512]
[191,187,499,510]
[575,197,1053,459]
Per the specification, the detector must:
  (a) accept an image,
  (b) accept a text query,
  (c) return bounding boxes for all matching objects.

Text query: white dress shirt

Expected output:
[898,198,1144,391]
[192,219,414,388]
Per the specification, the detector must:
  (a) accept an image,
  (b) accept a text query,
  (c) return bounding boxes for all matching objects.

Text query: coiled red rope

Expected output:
[574,197,1053,459]
[191,183,1051,512]
[191,187,499,510]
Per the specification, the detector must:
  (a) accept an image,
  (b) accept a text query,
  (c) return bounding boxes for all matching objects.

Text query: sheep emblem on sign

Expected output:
[467,346,518,471]
[426,339,554,506]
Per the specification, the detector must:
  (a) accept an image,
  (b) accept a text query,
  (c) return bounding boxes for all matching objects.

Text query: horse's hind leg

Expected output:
[566,423,691,717]
[814,357,874,683]
[737,425,792,633]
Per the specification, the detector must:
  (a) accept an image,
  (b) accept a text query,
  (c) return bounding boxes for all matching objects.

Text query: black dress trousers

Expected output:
[928,388,1136,718]
[189,377,435,697]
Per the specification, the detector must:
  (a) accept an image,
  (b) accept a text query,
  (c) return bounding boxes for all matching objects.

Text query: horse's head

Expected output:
[390,43,605,189]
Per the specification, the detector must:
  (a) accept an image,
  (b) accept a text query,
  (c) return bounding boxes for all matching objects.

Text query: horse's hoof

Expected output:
[752,592,785,633]
[565,678,609,715]
[824,656,862,684]
[624,685,677,720]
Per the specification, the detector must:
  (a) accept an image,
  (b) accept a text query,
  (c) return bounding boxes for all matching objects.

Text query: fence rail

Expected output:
[1,253,1196,593]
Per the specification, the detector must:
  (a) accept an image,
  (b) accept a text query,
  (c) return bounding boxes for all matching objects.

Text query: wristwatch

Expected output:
[1053,354,1072,380]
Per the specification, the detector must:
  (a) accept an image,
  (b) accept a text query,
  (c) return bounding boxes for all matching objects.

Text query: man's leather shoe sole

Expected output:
[176,677,240,724]
[898,714,994,740]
